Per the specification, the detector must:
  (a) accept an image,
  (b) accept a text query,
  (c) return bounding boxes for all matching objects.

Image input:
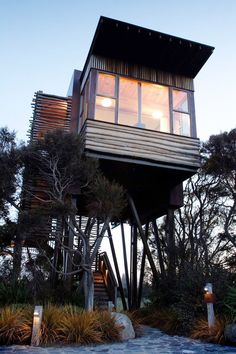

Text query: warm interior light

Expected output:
[152,110,163,119]
[101,98,112,108]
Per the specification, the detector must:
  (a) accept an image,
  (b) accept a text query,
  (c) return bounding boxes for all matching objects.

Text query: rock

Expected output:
[224,324,236,343]
[111,312,135,341]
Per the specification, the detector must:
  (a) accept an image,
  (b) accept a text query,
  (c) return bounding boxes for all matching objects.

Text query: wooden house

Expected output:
[29,17,214,309]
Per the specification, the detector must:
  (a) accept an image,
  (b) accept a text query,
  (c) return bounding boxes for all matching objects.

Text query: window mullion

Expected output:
[138,82,142,127]
[169,87,174,134]
[115,75,119,124]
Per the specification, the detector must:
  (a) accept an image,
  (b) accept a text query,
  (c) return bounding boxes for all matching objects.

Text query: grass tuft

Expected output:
[59,308,103,345]
[96,310,121,342]
[0,305,33,345]
[191,317,227,344]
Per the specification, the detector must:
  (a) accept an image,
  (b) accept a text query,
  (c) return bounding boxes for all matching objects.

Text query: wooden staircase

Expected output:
[93,252,117,310]
[94,271,110,309]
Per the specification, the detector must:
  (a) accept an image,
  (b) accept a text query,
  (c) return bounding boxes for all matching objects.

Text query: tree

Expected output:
[21,129,126,310]
[0,127,23,277]
[202,129,236,252]
[0,127,22,220]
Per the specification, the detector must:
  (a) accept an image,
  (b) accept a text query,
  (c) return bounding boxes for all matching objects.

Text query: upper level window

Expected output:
[95,73,116,123]
[93,72,193,137]
[119,78,138,127]
[172,89,190,136]
[142,83,170,133]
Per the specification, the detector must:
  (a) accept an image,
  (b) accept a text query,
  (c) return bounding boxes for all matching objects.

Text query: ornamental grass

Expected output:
[40,304,65,345]
[58,307,101,345]
[0,304,122,346]
[191,317,227,344]
[0,305,33,345]
[96,310,121,342]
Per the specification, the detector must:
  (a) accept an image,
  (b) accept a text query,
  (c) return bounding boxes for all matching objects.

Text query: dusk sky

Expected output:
[1,0,235,142]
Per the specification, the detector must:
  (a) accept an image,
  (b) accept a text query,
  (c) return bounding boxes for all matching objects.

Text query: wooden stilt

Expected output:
[131,225,138,309]
[108,227,127,310]
[152,219,166,278]
[128,195,159,282]
[138,222,149,308]
[120,222,131,309]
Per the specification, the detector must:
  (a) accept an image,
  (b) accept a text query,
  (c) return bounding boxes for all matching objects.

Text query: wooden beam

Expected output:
[152,219,166,278]
[138,222,149,307]
[128,195,159,282]
[120,222,131,309]
[108,227,127,310]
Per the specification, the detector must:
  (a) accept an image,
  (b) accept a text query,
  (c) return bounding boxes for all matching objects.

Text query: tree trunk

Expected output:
[83,270,94,311]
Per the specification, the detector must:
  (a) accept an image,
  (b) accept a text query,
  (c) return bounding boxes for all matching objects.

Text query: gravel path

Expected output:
[1,326,236,353]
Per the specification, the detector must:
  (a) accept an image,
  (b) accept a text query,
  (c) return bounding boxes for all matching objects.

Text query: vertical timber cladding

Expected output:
[81,55,194,91]
[30,91,72,142]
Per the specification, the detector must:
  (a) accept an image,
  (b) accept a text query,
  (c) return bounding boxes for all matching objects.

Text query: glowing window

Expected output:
[95,96,116,123]
[95,73,116,123]
[173,90,188,112]
[173,112,190,136]
[97,73,116,97]
[142,83,170,132]
[118,78,138,127]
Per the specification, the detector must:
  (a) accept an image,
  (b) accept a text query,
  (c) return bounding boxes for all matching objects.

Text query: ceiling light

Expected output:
[152,110,163,119]
[101,98,112,108]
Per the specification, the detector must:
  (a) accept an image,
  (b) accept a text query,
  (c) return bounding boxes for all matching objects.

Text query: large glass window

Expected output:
[142,83,170,132]
[118,78,139,126]
[95,73,116,123]
[93,72,193,137]
[172,89,191,136]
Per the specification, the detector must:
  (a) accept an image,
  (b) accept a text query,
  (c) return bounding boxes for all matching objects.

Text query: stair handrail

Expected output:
[98,252,117,306]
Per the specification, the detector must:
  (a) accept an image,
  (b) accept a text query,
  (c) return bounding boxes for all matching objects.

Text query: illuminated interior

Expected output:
[93,72,192,136]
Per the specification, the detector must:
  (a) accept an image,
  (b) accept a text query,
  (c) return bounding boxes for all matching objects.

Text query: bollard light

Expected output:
[203,282,215,328]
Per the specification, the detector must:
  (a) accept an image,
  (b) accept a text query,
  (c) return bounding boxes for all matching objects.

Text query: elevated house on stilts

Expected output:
[27,17,214,310]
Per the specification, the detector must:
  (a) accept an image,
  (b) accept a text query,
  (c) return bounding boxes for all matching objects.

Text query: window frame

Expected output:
[92,71,195,137]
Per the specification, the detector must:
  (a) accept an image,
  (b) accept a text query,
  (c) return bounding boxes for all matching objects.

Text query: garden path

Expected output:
[1,326,236,353]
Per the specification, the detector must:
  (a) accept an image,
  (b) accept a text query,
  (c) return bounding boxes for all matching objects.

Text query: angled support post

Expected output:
[138,222,149,308]
[128,195,159,283]
[152,219,166,278]
[108,227,127,310]
[130,225,138,309]
[121,222,131,309]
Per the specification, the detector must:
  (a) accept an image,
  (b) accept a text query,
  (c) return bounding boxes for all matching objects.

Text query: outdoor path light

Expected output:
[204,283,215,328]
[31,305,43,346]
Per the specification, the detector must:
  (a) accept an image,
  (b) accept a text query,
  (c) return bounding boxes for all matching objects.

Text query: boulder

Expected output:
[111,312,135,341]
[224,324,236,343]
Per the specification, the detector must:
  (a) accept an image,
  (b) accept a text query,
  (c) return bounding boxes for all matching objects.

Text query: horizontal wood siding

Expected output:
[29,92,72,142]
[82,120,200,169]
[81,55,194,91]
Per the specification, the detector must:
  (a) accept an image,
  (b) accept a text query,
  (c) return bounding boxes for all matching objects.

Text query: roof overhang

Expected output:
[83,16,214,79]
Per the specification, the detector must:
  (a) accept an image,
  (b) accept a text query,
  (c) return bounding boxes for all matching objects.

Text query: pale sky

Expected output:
[0,0,236,142]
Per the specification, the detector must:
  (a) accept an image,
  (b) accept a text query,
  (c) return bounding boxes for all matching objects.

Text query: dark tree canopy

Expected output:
[202,128,236,178]
[0,127,22,218]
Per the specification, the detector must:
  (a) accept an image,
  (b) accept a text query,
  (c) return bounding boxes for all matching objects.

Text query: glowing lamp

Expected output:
[152,110,163,119]
[101,98,112,108]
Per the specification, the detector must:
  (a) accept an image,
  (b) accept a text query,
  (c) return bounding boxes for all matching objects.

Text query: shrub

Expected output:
[138,306,180,334]
[224,286,236,320]
[0,305,33,345]
[0,280,32,305]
